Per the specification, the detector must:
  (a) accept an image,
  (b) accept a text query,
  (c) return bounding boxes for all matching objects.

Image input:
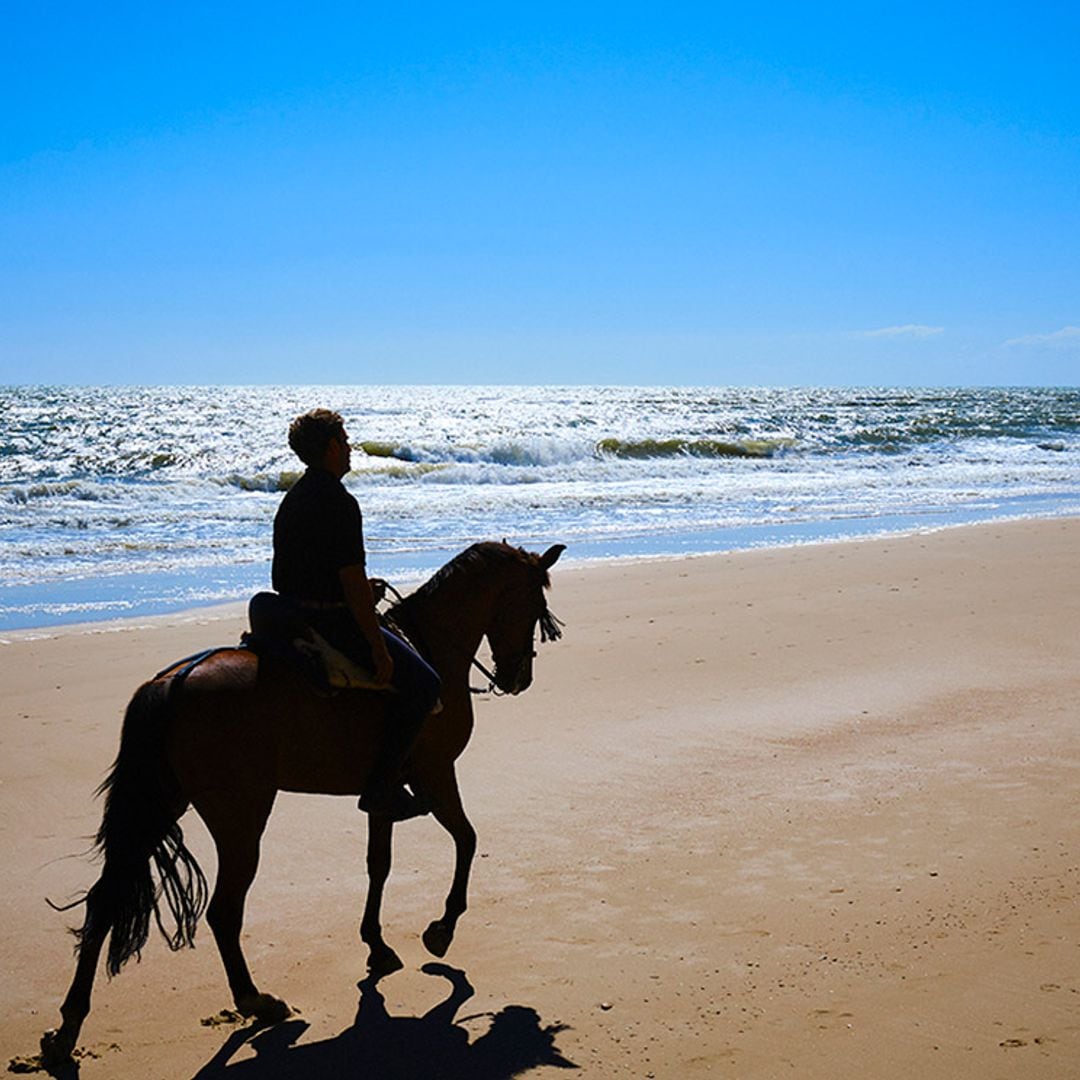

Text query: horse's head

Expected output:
[394,541,566,694]
[486,543,565,694]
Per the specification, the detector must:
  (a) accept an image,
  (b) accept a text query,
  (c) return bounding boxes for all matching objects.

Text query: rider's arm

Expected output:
[339,563,394,685]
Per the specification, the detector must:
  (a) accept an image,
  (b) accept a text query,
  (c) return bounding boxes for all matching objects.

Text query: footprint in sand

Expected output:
[201,1009,247,1027]
[8,1043,120,1073]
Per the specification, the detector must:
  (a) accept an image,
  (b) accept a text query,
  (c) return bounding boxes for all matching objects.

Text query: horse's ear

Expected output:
[539,544,566,570]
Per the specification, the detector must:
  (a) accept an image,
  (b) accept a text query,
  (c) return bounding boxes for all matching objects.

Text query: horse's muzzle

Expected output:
[495,653,534,694]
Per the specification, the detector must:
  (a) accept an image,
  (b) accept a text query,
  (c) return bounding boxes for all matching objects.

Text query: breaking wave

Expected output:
[3,384,1079,630]
[595,437,793,460]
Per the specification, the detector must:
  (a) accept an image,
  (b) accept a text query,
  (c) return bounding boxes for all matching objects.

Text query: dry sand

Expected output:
[2,518,1079,1078]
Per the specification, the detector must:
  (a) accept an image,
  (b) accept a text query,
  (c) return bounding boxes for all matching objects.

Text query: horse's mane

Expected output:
[401,541,552,606]
[391,541,562,644]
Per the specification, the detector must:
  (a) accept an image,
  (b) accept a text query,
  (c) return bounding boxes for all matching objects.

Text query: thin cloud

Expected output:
[1002,325,1080,348]
[853,324,945,339]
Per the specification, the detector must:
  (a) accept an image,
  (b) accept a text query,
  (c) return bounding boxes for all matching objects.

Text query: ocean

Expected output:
[2,385,1078,632]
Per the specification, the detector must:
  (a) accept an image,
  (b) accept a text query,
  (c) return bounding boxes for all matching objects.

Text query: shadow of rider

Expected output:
[192,962,577,1080]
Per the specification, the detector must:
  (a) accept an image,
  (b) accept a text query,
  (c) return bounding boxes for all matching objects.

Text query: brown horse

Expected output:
[41,541,565,1067]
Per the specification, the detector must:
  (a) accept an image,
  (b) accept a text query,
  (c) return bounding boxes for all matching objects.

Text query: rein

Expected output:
[468,656,503,696]
[378,581,502,695]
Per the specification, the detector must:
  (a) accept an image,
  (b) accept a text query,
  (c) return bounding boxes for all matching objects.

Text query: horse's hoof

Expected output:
[237,992,291,1025]
[366,946,405,979]
[422,920,454,958]
[40,1027,75,1068]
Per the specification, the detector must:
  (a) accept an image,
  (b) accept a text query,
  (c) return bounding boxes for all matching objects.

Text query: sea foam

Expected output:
[2,385,1078,629]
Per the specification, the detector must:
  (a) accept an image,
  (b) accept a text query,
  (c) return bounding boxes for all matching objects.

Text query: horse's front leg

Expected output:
[421,769,477,959]
[360,816,404,978]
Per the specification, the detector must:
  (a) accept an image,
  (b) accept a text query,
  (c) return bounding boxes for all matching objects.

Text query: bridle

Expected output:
[470,602,564,696]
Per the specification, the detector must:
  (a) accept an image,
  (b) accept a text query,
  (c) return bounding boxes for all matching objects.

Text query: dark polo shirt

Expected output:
[272,467,365,604]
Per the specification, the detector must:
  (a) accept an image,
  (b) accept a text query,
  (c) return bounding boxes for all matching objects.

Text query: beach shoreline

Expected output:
[4,510,1078,643]
[3,517,1078,1077]
[6,384,1079,634]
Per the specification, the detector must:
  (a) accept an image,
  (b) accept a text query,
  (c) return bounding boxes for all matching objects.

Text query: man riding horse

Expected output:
[40,524,565,1065]
[272,408,440,821]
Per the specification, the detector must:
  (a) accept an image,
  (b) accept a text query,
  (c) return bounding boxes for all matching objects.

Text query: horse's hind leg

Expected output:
[40,888,110,1066]
[421,769,477,959]
[195,788,289,1023]
[360,817,405,978]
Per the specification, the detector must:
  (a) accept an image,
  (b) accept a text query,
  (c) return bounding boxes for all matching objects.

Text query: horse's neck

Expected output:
[395,587,490,672]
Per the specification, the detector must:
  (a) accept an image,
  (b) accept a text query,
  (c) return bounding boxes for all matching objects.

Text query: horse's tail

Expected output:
[71,679,208,976]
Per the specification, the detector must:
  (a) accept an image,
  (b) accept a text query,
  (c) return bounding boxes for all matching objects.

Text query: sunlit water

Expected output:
[2,385,1078,630]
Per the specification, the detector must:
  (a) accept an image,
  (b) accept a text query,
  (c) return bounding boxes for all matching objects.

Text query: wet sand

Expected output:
[3,517,1079,1078]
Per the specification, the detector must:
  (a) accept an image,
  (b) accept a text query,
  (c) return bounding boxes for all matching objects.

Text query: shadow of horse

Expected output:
[191,964,578,1080]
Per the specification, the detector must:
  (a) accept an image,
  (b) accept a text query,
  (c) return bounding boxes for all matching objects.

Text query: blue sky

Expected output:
[2,4,1077,386]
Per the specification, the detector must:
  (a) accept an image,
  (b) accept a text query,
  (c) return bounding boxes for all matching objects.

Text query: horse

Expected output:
[41,540,566,1067]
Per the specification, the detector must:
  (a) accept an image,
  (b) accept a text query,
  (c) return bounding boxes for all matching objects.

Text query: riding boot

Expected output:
[358,705,431,821]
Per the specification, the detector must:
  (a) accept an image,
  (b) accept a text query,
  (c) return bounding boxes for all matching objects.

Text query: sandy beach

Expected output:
[3,517,1079,1079]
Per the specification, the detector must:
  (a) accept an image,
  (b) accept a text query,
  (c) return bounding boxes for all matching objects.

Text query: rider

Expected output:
[272,408,440,821]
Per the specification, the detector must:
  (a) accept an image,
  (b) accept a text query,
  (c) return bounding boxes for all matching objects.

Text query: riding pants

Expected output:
[307,608,442,742]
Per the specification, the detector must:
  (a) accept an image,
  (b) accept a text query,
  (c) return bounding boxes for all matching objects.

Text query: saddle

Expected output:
[245,592,388,694]
[154,594,396,697]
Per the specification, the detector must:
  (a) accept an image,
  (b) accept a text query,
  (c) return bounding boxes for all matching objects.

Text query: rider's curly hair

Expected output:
[287,409,346,466]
